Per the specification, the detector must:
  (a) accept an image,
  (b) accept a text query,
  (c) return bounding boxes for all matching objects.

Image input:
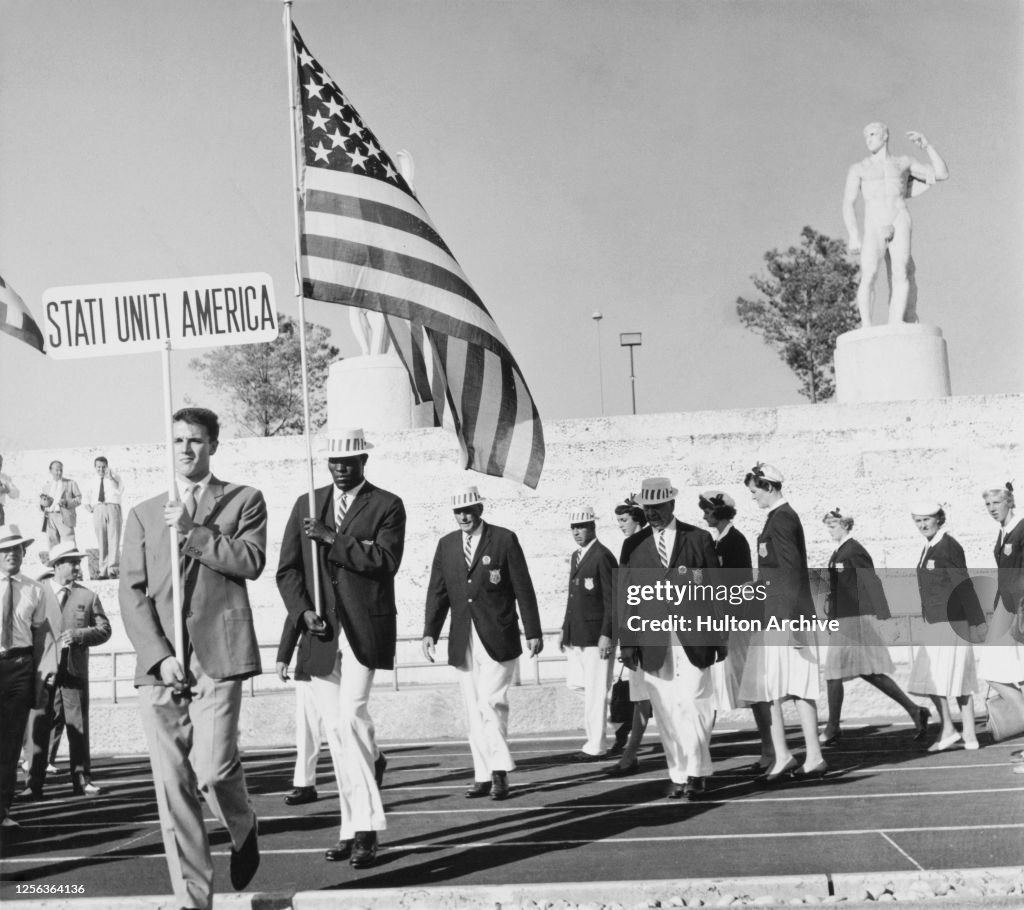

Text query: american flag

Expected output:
[292,25,545,489]
[0,271,44,353]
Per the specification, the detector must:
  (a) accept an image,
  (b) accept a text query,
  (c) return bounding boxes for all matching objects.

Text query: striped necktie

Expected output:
[464,533,474,568]
[336,493,348,529]
[184,485,199,520]
[657,530,668,567]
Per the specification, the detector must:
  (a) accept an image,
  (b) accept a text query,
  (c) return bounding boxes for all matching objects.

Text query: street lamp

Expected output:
[619,332,642,415]
[592,311,605,415]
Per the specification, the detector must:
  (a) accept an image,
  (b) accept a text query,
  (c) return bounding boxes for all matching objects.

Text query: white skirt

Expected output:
[976,639,1024,686]
[908,623,977,698]
[708,627,751,711]
[737,632,820,702]
[823,615,895,681]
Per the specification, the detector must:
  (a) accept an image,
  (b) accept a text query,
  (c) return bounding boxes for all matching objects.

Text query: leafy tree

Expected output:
[736,226,860,403]
[189,313,339,436]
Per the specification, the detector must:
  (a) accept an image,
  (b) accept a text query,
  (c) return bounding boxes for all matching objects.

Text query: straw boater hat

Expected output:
[749,462,784,484]
[980,480,1014,497]
[637,478,678,506]
[47,541,86,566]
[699,490,736,511]
[318,428,373,458]
[451,486,484,510]
[909,500,944,517]
[569,506,597,525]
[0,524,34,550]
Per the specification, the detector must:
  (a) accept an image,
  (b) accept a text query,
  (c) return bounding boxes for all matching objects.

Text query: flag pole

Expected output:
[161,342,186,667]
[283,0,323,617]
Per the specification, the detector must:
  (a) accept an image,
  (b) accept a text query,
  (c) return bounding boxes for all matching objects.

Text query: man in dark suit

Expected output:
[277,428,405,869]
[618,477,723,801]
[559,506,617,760]
[422,487,542,800]
[21,541,110,800]
[120,407,265,909]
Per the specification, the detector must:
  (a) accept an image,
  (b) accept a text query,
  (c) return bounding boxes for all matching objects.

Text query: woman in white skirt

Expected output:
[909,502,987,751]
[977,483,1024,763]
[739,463,826,782]
[820,508,929,744]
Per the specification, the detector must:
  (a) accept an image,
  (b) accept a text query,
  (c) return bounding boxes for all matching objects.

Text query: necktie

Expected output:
[657,531,668,567]
[98,476,106,503]
[336,493,348,529]
[464,533,474,568]
[1,577,14,651]
[58,586,69,608]
[918,546,929,569]
[184,485,199,519]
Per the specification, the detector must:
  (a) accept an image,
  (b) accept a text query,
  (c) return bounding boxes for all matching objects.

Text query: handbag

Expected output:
[609,667,634,725]
[986,687,1024,743]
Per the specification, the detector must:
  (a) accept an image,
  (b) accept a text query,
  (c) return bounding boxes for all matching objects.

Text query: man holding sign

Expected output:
[120,407,266,909]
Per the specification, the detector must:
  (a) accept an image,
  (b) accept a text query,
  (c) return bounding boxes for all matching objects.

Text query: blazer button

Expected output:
[467,598,473,603]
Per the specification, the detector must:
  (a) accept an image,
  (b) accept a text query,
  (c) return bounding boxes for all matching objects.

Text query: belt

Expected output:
[0,647,33,659]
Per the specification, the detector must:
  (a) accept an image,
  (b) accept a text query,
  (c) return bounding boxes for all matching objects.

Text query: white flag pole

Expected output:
[283,0,323,617]
[161,342,186,666]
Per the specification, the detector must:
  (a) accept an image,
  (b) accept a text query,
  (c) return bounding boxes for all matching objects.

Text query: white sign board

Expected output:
[42,272,278,359]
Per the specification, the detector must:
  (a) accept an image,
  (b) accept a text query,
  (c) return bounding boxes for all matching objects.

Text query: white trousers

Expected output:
[565,645,613,754]
[293,679,326,788]
[644,645,714,783]
[458,625,517,782]
[92,503,122,573]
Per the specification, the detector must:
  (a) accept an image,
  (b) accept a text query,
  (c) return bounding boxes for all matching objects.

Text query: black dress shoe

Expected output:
[607,740,626,757]
[821,729,842,746]
[284,786,318,806]
[465,781,492,798]
[229,821,260,890]
[793,760,829,780]
[374,752,387,789]
[324,839,353,861]
[684,777,707,800]
[912,706,932,742]
[759,756,799,786]
[667,781,687,799]
[572,751,604,762]
[490,770,510,801]
[350,830,378,868]
[607,759,640,777]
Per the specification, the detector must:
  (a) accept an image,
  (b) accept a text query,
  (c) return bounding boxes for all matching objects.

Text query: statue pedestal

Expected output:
[327,354,435,431]
[834,323,951,404]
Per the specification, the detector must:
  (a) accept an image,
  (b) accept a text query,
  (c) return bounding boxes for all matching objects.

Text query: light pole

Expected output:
[592,311,605,415]
[619,332,642,415]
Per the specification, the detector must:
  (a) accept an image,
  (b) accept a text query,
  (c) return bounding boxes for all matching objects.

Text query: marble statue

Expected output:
[842,123,949,326]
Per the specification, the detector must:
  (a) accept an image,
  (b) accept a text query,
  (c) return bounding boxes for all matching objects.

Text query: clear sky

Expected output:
[2,0,1021,453]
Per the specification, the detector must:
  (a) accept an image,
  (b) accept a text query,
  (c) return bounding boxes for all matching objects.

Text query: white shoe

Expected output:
[927,732,962,752]
[963,739,980,751]
[1,816,20,829]
[46,764,57,774]
[83,782,102,794]
[1013,763,1024,775]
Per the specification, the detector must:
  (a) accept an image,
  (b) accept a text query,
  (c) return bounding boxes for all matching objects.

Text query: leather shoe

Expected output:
[17,787,43,802]
[350,830,378,868]
[284,786,318,806]
[607,740,626,756]
[324,839,353,862]
[794,760,829,780]
[374,752,387,789]
[229,820,260,890]
[759,756,798,786]
[683,776,707,800]
[820,729,841,746]
[572,751,604,762]
[465,781,492,798]
[490,770,510,801]
[607,759,639,777]
[667,781,687,799]
[912,706,932,741]
[0,815,20,829]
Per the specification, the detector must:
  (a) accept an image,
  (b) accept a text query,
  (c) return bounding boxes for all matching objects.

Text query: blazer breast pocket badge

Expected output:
[584,577,595,591]
[758,542,768,558]
[482,555,491,566]
[489,569,502,584]
[836,562,845,573]
[925,559,935,570]
[1004,544,1014,557]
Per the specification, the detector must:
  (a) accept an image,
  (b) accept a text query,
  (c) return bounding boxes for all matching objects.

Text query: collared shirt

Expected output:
[177,473,212,512]
[919,528,947,566]
[0,571,47,651]
[766,497,789,514]
[710,521,734,544]
[0,472,19,506]
[42,478,78,513]
[999,511,1023,545]
[573,537,596,568]
[333,479,366,525]
[655,518,678,565]
[463,520,485,563]
[85,470,124,507]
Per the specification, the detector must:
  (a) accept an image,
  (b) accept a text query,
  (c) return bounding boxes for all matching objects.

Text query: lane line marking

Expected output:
[880,831,924,871]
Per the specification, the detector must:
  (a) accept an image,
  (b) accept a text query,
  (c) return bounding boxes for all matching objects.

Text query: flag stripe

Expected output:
[304,166,441,233]
[487,354,519,476]
[0,273,45,353]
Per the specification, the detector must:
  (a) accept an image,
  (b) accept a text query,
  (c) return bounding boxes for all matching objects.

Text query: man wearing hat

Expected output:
[618,477,724,800]
[559,506,618,760]
[0,525,54,829]
[277,427,405,869]
[120,407,265,907]
[422,487,542,800]
[21,541,111,801]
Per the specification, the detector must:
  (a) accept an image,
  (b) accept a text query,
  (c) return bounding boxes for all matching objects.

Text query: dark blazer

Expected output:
[756,502,815,622]
[276,613,312,682]
[619,529,647,566]
[715,525,753,576]
[424,522,541,666]
[916,532,985,626]
[619,520,725,671]
[277,481,406,674]
[827,538,890,620]
[561,539,617,647]
[56,583,112,680]
[120,477,267,685]
[994,519,1024,616]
